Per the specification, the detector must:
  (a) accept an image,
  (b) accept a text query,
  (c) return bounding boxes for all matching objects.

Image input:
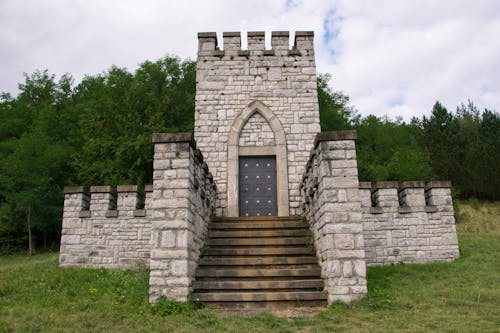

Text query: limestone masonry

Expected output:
[60,31,459,305]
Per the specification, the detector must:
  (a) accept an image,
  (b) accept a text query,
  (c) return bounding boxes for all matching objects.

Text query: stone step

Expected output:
[199,256,317,266]
[209,221,307,230]
[205,246,314,256]
[193,279,324,290]
[196,266,321,278]
[212,216,302,223]
[192,216,324,310]
[207,237,311,246]
[209,228,310,238]
[191,291,327,302]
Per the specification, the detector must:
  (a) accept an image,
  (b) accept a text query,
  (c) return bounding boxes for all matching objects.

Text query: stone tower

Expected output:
[194,31,321,217]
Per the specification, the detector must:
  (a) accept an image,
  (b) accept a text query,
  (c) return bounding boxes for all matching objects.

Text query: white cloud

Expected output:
[1,0,499,119]
[319,0,500,118]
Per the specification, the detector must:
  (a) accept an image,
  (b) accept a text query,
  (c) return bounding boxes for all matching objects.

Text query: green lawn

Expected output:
[1,204,499,332]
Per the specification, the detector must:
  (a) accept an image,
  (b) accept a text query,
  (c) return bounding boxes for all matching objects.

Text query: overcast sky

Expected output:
[1,0,499,119]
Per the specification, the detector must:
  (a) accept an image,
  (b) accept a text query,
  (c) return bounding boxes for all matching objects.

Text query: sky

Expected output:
[1,0,499,120]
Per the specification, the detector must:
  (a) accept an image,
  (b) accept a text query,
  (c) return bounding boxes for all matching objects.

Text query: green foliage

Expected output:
[420,101,499,199]
[0,57,195,253]
[72,57,196,186]
[317,74,358,131]
[0,71,73,254]
[355,115,435,181]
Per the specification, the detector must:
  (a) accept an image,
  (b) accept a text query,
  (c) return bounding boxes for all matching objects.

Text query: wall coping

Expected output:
[152,132,195,147]
[90,186,116,194]
[425,181,452,190]
[116,185,140,193]
[373,181,399,189]
[248,31,265,37]
[223,32,240,37]
[359,181,452,191]
[272,31,290,37]
[314,131,357,148]
[198,32,217,38]
[295,31,314,37]
[399,181,426,189]
[64,186,89,194]
[358,182,371,189]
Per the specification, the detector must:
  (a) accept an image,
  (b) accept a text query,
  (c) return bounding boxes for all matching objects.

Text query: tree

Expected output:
[317,74,358,131]
[420,100,499,199]
[0,71,72,254]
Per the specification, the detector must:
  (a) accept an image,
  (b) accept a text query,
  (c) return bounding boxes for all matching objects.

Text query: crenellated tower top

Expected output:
[197,31,314,57]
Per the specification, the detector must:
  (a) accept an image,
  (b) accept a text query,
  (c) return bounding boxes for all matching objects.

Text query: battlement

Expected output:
[63,185,153,218]
[197,31,314,57]
[359,180,453,214]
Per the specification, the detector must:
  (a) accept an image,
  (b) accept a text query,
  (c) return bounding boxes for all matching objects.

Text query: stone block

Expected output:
[334,234,355,250]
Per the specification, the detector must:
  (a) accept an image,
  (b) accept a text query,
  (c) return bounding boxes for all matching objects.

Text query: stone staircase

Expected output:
[191,216,327,309]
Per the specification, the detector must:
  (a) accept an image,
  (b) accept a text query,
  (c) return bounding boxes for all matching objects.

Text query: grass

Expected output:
[1,201,499,332]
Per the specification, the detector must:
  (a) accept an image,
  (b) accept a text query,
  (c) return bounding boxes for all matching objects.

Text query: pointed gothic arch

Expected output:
[227,100,289,217]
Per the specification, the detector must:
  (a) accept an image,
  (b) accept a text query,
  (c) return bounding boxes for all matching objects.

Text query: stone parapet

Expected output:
[359,181,459,266]
[149,132,216,303]
[300,131,367,304]
[59,185,153,268]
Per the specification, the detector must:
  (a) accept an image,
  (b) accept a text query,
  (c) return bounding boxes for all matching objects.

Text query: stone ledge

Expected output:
[425,206,438,213]
[213,50,225,57]
[370,207,384,214]
[105,211,118,218]
[373,181,399,189]
[295,31,314,37]
[398,206,413,214]
[79,211,91,218]
[90,186,117,194]
[263,50,275,56]
[144,185,153,192]
[314,131,357,147]
[198,32,217,39]
[288,49,301,56]
[358,182,372,189]
[238,50,250,57]
[134,209,146,217]
[64,186,89,194]
[425,181,452,190]
[399,181,426,189]
[272,31,290,37]
[248,31,265,37]
[152,132,195,147]
[117,185,140,193]
[223,32,240,37]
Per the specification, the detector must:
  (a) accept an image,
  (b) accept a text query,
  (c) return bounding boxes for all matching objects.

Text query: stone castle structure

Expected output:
[60,31,460,306]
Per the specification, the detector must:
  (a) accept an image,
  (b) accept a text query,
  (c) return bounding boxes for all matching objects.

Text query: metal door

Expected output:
[239,156,278,216]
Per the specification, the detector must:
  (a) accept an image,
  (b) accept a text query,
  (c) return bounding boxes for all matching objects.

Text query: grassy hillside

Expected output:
[1,201,499,333]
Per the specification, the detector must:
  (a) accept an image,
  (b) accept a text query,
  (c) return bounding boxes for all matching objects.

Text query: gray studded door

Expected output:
[239,156,278,217]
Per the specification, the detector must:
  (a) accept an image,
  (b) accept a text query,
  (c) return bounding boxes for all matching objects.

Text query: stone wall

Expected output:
[300,131,367,303]
[239,112,275,147]
[149,133,216,303]
[359,181,460,266]
[195,31,321,216]
[59,185,153,268]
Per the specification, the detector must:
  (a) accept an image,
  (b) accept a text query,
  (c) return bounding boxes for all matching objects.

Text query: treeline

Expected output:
[318,74,499,199]
[0,56,498,254]
[0,57,195,253]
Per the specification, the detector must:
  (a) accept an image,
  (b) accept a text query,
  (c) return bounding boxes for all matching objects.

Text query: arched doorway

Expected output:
[227,101,289,217]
